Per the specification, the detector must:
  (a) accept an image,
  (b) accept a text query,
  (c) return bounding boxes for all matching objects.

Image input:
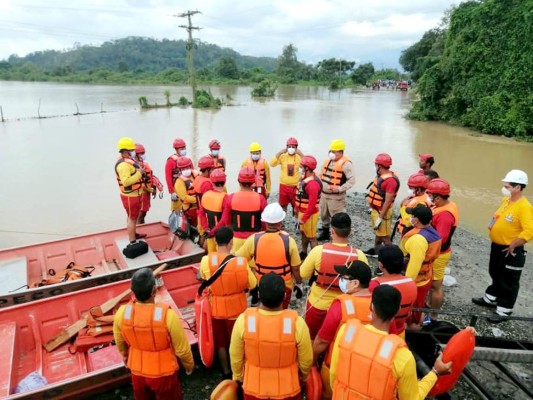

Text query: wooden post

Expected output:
[0,106,4,122]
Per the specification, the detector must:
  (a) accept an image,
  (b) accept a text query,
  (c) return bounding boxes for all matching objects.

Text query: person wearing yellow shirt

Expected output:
[242,142,271,199]
[270,137,303,215]
[473,170,533,322]
[174,156,198,228]
[329,284,453,400]
[113,268,195,400]
[230,272,313,400]
[300,212,368,339]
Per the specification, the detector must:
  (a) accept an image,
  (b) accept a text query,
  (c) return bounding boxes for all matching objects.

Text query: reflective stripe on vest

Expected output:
[230,191,262,232]
[115,157,143,194]
[315,244,359,289]
[243,308,300,398]
[403,227,442,284]
[202,190,226,229]
[366,172,400,210]
[373,276,417,331]
[295,174,322,211]
[321,156,350,187]
[254,232,292,279]
[432,201,459,252]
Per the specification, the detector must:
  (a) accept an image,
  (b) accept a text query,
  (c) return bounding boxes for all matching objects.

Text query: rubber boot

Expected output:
[317,227,330,241]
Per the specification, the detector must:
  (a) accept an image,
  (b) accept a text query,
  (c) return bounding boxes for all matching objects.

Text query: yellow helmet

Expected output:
[330,139,345,151]
[117,137,135,151]
[249,142,262,152]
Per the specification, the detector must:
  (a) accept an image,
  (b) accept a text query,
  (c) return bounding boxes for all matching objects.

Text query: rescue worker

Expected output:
[317,139,355,241]
[425,178,459,325]
[419,153,435,173]
[229,272,313,400]
[313,260,372,399]
[113,268,194,400]
[366,153,400,255]
[236,202,302,309]
[115,137,146,246]
[134,143,162,224]
[242,142,271,199]
[199,227,257,378]
[300,212,368,339]
[218,167,267,252]
[200,169,228,253]
[206,139,226,171]
[473,169,533,322]
[165,138,188,207]
[369,245,417,338]
[270,137,303,214]
[193,156,215,244]
[174,156,198,228]
[329,285,453,400]
[396,172,432,237]
[295,155,322,258]
[400,204,442,327]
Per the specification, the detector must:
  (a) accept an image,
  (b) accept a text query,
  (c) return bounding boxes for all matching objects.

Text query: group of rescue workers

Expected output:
[113,136,532,400]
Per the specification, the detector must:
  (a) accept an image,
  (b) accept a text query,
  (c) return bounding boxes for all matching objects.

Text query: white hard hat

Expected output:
[261,203,286,224]
[502,169,528,185]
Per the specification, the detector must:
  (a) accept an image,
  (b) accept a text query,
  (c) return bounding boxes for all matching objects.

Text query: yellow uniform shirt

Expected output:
[200,253,258,292]
[270,153,302,186]
[489,197,533,245]
[113,302,195,371]
[241,158,271,195]
[300,244,368,310]
[230,309,313,381]
[116,161,142,197]
[330,324,438,400]
[401,234,431,287]
[174,178,197,206]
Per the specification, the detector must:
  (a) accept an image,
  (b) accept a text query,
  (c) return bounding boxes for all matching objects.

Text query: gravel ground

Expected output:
[94,192,532,400]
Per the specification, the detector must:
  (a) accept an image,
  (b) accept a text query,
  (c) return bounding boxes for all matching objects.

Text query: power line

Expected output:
[174,10,201,103]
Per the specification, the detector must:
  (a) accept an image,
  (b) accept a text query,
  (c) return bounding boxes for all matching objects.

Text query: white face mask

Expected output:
[139,154,146,161]
[287,147,296,155]
[251,154,260,161]
[328,152,336,160]
[407,188,415,197]
[299,167,305,176]
[179,149,187,156]
[338,277,349,293]
[409,217,416,226]
[181,169,192,177]
[129,151,136,158]
[211,150,219,157]
[501,187,511,197]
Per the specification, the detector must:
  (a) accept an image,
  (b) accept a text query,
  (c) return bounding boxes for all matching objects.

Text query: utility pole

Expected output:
[176,10,201,103]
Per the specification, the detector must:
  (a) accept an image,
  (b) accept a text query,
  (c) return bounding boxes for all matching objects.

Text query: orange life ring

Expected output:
[194,294,215,368]
[210,379,238,400]
[305,366,323,400]
[429,328,476,396]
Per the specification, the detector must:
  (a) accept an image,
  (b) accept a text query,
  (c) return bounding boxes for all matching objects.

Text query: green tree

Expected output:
[350,62,375,85]
[276,44,304,83]
[215,56,239,79]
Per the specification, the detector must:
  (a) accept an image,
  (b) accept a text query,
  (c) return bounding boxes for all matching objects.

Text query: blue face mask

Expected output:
[211,150,219,157]
[251,154,260,161]
[179,149,187,156]
[338,277,349,293]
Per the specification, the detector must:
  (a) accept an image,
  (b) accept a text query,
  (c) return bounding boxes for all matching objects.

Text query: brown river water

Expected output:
[0,82,531,249]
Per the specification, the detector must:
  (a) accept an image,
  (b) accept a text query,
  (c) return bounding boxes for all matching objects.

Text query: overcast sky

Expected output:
[0,0,461,68]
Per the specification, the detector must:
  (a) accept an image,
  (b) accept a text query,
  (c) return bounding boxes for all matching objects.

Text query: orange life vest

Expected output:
[202,190,227,229]
[402,227,442,284]
[211,154,226,170]
[315,244,359,289]
[333,320,405,400]
[295,174,322,212]
[230,191,262,232]
[398,193,432,235]
[372,276,417,333]
[432,201,459,252]
[193,175,213,203]
[178,175,197,210]
[120,302,179,378]
[168,154,180,186]
[243,308,300,399]
[366,171,400,211]
[254,231,292,281]
[207,253,249,319]
[137,159,154,192]
[321,156,350,188]
[245,157,266,193]
[115,157,143,194]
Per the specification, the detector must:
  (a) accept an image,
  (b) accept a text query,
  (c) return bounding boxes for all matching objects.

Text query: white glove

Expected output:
[374,217,383,230]
[171,193,179,202]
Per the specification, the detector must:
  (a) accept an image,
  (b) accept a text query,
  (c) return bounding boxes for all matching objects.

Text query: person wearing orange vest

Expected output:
[424,178,459,325]
[295,155,322,258]
[400,204,442,327]
[199,227,257,378]
[419,153,435,173]
[270,137,303,214]
[113,268,194,400]
[317,139,355,241]
[218,167,267,253]
[236,203,302,309]
[174,156,198,227]
[242,142,271,199]
[193,156,215,241]
[229,272,313,400]
[369,245,417,338]
[329,285,452,400]
[200,169,229,253]
[366,153,400,256]
[207,139,226,171]
[134,143,163,224]
[300,213,368,340]
[313,260,372,399]
[396,172,432,237]
[115,137,147,246]
[165,138,187,200]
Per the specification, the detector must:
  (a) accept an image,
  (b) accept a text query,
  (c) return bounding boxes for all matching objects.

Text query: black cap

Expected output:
[378,245,405,274]
[334,260,371,286]
[406,204,433,225]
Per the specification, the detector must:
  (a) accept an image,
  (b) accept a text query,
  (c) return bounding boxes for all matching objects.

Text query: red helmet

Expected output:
[300,155,317,171]
[135,143,145,154]
[238,167,256,183]
[198,155,215,170]
[173,138,186,149]
[286,137,298,146]
[176,156,193,169]
[210,169,226,183]
[427,178,451,196]
[407,173,429,189]
[375,153,392,168]
[209,139,221,150]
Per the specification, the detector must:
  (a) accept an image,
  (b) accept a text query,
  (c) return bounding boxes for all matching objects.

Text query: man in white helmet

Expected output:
[472,169,533,322]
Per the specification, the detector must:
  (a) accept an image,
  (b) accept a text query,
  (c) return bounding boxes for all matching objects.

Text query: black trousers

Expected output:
[486,242,526,310]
